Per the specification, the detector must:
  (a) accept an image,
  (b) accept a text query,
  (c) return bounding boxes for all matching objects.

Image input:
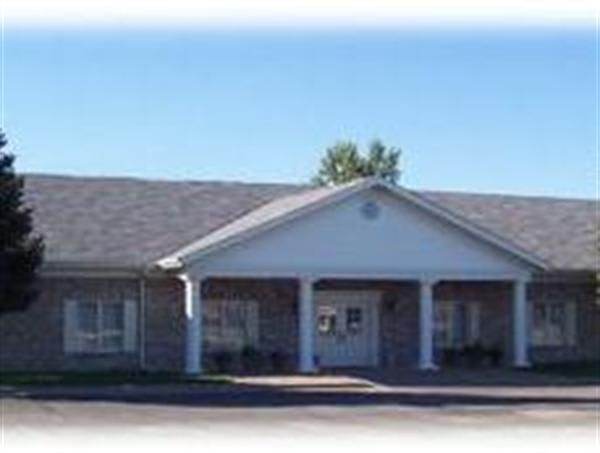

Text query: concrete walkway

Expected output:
[2,369,597,407]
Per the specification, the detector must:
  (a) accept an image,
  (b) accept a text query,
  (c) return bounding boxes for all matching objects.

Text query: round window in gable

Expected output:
[360,200,381,220]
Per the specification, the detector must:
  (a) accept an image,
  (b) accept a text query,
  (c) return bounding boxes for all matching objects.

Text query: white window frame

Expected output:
[64,299,137,355]
[529,300,577,347]
[204,299,259,351]
[76,301,124,354]
[434,300,481,349]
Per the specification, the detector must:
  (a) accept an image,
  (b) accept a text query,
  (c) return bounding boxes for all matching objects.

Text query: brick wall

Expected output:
[528,280,599,363]
[434,281,514,364]
[202,278,299,372]
[0,278,140,371]
[143,278,185,372]
[1,276,597,373]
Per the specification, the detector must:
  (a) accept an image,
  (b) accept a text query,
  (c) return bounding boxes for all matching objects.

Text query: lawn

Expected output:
[532,361,600,379]
[0,371,231,387]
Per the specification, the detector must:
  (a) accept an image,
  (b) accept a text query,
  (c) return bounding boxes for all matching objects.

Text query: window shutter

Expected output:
[468,302,481,344]
[246,301,259,347]
[123,300,138,353]
[451,302,463,346]
[566,301,577,347]
[63,300,80,354]
[527,301,535,344]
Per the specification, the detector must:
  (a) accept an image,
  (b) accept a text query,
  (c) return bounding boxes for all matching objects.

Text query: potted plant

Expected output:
[241,345,265,374]
[270,350,289,374]
[487,345,503,367]
[463,343,486,367]
[212,350,236,373]
[441,348,459,367]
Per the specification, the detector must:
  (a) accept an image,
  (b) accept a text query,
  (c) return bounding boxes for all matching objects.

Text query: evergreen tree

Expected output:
[0,131,44,314]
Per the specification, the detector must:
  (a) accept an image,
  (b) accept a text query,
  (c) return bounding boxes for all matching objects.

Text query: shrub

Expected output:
[487,346,503,367]
[270,350,289,374]
[441,348,459,366]
[212,350,237,373]
[240,346,266,374]
[462,343,486,367]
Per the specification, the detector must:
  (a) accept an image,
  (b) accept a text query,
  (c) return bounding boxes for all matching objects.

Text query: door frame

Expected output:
[314,290,381,367]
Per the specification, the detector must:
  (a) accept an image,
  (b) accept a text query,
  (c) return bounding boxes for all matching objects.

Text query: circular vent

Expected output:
[361,200,380,220]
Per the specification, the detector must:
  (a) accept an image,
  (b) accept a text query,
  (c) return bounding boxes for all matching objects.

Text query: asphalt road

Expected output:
[1,382,598,452]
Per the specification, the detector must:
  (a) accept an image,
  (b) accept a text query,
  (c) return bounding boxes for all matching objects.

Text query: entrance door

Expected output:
[315,291,380,367]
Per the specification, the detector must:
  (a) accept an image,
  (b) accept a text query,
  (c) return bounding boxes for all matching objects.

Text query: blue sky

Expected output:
[3,26,597,198]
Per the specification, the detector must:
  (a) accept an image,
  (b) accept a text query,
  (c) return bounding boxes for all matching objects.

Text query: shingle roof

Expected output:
[420,190,598,272]
[159,179,361,265]
[24,174,598,272]
[24,174,308,268]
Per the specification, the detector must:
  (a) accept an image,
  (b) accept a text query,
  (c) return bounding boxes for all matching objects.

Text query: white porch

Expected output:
[160,181,541,375]
[177,275,530,375]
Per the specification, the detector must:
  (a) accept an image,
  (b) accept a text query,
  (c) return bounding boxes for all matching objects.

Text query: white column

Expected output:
[298,277,316,373]
[419,279,437,370]
[180,274,203,375]
[513,279,530,368]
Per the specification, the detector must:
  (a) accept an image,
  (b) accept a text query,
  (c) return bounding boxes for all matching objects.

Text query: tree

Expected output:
[312,139,401,185]
[0,131,44,315]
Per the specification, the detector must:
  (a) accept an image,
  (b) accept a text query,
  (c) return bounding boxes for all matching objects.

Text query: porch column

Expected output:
[418,279,437,370]
[298,277,316,373]
[513,279,530,368]
[180,274,203,375]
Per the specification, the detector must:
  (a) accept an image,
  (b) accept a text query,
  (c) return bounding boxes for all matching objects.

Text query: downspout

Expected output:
[139,276,147,371]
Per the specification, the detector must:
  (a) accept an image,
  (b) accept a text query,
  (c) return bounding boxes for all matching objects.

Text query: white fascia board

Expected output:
[179,268,533,282]
[155,178,371,268]
[155,178,547,272]
[379,181,548,270]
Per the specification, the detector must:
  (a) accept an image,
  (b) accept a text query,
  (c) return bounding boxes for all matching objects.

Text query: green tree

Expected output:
[0,131,44,314]
[313,139,401,185]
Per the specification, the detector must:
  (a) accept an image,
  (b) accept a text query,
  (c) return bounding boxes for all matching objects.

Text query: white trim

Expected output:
[42,269,143,279]
[380,181,547,270]
[185,269,531,282]
[123,300,138,353]
[299,277,317,373]
[513,279,530,367]
[203,298,260,350]
[63,300,131,355]
[419,279,437,370]
[178,274,204,375]
[63,299,79,354]
[156,178,547,271]
[468,301,481,344]
[529,299,578,347]
[41,260,142,276]
[160,180,368,268]
[138,278,147,369]
[434,300,482,348]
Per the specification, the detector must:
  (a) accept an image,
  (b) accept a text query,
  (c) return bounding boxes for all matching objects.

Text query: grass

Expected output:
[532,361,600,379]
[0,371,232,387]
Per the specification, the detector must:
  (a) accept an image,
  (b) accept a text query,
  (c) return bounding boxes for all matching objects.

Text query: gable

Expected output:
[189,187,536,279]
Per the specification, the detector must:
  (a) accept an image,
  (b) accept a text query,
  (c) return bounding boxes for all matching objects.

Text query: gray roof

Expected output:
[420,190,598,272]
[24,174,598,272]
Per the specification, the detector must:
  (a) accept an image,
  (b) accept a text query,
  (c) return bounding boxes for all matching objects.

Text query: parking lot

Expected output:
[1,370,598,452]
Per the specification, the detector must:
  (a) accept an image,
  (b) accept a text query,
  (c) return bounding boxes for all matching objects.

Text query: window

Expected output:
[530,301,577,347]
[318,306,337,336]
[346,307,363,334]
[64,299,137,354]
[434,301,481,349]
[204,300,259,351]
